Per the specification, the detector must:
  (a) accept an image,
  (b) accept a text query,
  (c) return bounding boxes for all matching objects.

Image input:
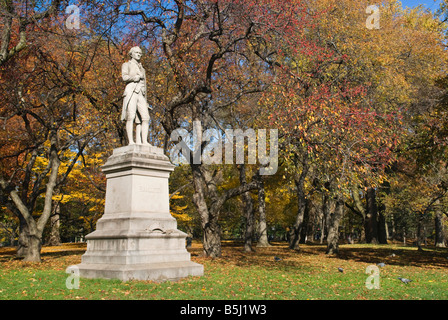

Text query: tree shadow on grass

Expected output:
[0,243,86,264]
[207,241,448,272]
[208,242,320,272]
[332,245,448,269]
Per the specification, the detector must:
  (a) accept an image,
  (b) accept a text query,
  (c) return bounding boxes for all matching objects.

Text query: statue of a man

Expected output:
[121,46,152,145]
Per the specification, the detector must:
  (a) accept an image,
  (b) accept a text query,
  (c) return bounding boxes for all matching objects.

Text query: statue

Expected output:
[78,46,204,282]
[121,46,153,145]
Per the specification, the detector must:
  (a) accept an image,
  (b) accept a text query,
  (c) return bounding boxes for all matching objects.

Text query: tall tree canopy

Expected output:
[1,0,447,260]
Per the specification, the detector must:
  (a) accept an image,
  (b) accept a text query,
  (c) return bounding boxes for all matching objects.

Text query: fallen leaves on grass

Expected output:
[0,242,447,300]
[0,243,85,271]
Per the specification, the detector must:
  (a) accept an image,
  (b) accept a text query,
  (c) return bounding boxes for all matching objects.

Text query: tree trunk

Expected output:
[326,196,344,255]
[15,211,43,262]
[23,235,42,262]
[16,215,30,258]
[321,185,333,243]
[256,174,270,247]
[417,212,425,251]
[403,226,407,246]
[239,164,255,252]
[351,185,366,243]
[435,200,446,247]
[299,199,312,244]
[289,157,309,251]
[306,199,316,242]
[13,203,43,262]
[385,218,390,240]
[378,211,388,244]
[195,193,222,258]
[202,217,222,258]
[289,182,306,250]
[319,204,325,244]
[365,188,379,244]
[191,163,223,258]
[47,212,61,246]
[47,200,61,246]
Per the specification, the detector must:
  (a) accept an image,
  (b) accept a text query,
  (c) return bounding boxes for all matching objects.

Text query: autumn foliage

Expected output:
[0,0,448,261]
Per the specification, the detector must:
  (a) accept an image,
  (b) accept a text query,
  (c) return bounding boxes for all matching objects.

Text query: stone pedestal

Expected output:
[77,144,203,282]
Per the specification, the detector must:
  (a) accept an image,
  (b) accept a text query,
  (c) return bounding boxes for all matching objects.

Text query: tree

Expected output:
[0,8,112,261]
[289,0,448,252]
[120,0,315,257]
[0,0,61,65]
[379,2,448,249]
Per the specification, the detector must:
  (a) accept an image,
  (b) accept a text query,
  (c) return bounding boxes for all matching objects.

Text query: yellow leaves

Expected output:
[89,202,105,212]
[171,212,193,223]
[313,0,446,111]
[51,194,65,202]
[174,204,188,211]
[52,191,104,205]
[32,156,49,174]
[170,193,184,200]
[170,192,193,223]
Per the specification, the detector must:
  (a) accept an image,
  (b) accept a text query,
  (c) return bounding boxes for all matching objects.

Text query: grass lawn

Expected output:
[0,241,447,300]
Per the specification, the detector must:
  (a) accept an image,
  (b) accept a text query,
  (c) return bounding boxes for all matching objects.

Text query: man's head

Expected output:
[128,46,142,61]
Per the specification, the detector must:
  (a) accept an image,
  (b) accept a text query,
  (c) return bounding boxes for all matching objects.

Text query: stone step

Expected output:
[77,261,204,282]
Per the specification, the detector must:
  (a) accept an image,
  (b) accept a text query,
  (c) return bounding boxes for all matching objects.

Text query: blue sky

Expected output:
[400,0,442,11]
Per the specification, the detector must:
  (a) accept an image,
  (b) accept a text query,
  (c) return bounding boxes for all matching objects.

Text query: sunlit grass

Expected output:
[0,242,447,300]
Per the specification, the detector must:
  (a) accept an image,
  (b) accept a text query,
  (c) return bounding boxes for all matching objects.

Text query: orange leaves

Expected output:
[258,0,448,192]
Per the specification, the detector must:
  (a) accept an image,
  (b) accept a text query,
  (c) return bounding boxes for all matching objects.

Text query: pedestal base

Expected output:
[76,145,204,282]
[78,261,204,282]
